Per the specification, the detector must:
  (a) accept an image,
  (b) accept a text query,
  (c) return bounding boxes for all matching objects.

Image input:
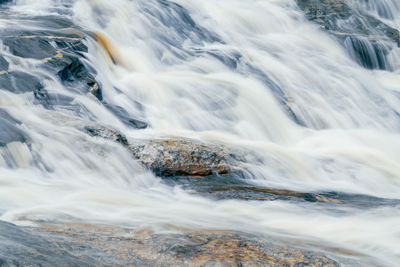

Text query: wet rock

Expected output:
[28,222,344,267]
[129,138,244,177]
[57,58,102,101]
[2,27,102,100]
[166,175,343,203]
[83,125,244,177]
[0,117,28,146]
[104,103,148,129]
[84,125,129,146]
[0,55,9,72]
[0,71,42,94]
[0,108,21,124]
[4,36,58,60]
[343,35,390,70]
[296,0,400,70]
[296,0,399,42]
[0,221,91,266]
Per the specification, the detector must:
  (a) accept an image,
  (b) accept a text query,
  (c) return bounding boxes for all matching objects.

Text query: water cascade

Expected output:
[0,0,400,265]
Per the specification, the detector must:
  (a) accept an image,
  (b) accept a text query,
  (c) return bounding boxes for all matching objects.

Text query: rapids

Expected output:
[0,0,400,265]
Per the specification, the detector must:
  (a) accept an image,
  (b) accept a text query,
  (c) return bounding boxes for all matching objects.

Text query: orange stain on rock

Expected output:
[94,32,118,64]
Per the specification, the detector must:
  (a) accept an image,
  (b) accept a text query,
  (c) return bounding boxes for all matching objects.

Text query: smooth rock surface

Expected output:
[15,222,346,267]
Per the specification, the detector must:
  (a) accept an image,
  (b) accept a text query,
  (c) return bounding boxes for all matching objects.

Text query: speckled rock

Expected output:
[128,138,244,177]
[84,125,245,177]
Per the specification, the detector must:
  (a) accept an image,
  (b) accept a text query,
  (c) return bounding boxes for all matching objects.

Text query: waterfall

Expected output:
[0,0,400,265]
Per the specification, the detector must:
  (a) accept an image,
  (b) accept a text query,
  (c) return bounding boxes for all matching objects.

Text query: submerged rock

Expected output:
[0,55,8,72]
[104,103,148,129]
[0,117,27,147]
[0,70,42,94]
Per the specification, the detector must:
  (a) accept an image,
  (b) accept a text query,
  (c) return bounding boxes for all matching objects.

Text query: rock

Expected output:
[343,35,390,70]
[295,0,400,70]
[0,71,42,94]
[84,125,129,146]
[23,222,347,267]
[0,108,21,125]
[4,36,59,60]
[0,55,8,72]
[84,125,244,177]
[0,221,90,266]
[128,138,244,177]
[103,103,148,129]
[1,25,102,100]
[0,109,28,147]
[296,0,399,42]
[57,57,102,101]
[0,117,28,147]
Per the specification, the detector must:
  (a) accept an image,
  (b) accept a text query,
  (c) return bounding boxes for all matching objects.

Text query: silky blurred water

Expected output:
[0,0,400,265]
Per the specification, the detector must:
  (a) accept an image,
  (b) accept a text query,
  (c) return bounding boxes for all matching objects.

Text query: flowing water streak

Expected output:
[0,0,400,265]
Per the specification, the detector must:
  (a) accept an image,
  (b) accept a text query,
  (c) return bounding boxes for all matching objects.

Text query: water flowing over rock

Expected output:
[296,0,399,69]
[1,0,400,266]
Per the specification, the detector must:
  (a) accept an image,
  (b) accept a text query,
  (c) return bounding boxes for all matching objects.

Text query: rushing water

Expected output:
[0,0,400,265]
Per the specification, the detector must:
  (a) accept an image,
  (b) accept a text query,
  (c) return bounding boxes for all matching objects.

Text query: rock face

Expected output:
[0,221,348,267]
[296,0,399,70]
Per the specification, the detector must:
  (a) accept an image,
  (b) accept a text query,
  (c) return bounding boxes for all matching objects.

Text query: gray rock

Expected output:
[84,125,244,177]
[129,138,244,177]
[0,55,8,72]
[0,221,93,267]
[0,117,27,147]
